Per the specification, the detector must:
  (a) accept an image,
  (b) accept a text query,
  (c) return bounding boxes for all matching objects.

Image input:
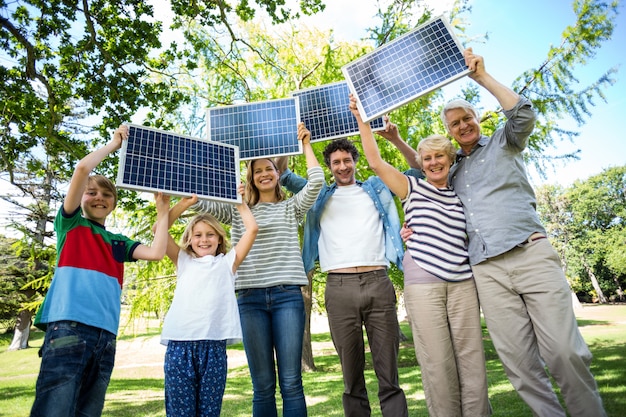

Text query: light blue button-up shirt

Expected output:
[450,97,545,265]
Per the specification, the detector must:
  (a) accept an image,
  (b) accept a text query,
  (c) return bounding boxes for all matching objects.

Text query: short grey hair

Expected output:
[440,99,480,131]
[416,134,457,169]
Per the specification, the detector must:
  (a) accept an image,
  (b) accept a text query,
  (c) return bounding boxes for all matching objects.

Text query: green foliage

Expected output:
[0,234,53,329]
[536,165,626,301]
[2,0,622,332]
[511,0,619,176]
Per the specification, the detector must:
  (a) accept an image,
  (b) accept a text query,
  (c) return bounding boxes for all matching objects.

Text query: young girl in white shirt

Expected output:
[160,193,258,417]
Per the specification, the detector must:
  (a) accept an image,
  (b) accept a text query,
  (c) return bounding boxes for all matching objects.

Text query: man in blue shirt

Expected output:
[277,133,419,417]
[445,48,606,417]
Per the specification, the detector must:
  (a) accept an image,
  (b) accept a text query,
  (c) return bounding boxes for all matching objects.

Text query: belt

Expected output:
[327,266,385,274]
[519,232,547,246]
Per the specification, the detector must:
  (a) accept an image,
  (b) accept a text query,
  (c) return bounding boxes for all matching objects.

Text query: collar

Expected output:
[456,135,489,161]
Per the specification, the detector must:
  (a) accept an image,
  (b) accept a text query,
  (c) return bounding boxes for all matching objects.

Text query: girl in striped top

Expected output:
[193,122,323,417]
[350,94,491,417]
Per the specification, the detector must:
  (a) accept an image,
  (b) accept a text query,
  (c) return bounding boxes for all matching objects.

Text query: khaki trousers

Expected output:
[473,238,606,417]
[404,278,491,417]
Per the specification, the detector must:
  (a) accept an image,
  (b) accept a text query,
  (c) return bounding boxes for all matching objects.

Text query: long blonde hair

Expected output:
[179,213,230,257]
[244,158,285,207]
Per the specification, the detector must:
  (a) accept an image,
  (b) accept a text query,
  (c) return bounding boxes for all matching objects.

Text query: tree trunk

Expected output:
[583,259,608,304]
[301,270,316,372]
[612,276,624,301]
[8,309,32,351]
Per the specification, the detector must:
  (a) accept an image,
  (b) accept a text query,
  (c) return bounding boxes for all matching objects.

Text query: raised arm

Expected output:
[299,122,320,169]
[232,197,258,273]
[349,95,409,199]
[64,125,127,212]
[275,155,289,174]
[133,192,171,261]
[375,116,420,170]
[162,195,199,265]
[464,47,519,111]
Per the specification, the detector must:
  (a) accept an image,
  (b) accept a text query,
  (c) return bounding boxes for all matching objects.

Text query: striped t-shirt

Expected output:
[402,176,472,282]
[195,166,324,289]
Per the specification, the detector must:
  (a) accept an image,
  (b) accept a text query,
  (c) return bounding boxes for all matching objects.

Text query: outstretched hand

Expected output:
[111,125,129,150]
[154,192,171,213]
[297,122,311,145]
[400,222,413,243]
[348,94,362,121]
[179,194,198,209]
[464,47,485,80]
[375,115,401,142]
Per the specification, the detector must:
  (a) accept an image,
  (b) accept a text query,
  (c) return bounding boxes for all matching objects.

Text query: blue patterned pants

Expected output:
[164,339,228,417]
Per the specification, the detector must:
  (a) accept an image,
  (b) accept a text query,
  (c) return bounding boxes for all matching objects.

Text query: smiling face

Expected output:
[189,221,222,258]
[444,107,481,154]
[420,149,452,188]
[328,149,356,186]
[81,179,116,223]
[251,158,279,193]
[416,134,457,189]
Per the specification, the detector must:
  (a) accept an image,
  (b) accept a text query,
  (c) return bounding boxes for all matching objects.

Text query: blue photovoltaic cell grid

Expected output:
[292,81,386,143]
[342,16,470,122]
[116,125,241,204]
[207,98,302,160]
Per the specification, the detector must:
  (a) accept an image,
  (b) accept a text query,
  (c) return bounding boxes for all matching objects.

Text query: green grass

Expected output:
[1,304,625,416]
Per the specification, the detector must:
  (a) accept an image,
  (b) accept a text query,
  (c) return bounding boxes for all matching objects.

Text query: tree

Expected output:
[537,166,626,302]
[566,166,626,302]
[1,0,189,344]
[121,0,620,367]
[1,0,328,345]
[0,233,53,350]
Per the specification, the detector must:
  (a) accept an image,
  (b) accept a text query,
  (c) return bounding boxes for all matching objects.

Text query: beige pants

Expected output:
[473,238,606,417]
[405,278,491,417]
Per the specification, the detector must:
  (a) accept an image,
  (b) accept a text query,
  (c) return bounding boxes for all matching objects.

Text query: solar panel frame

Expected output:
[292,81,386,143]
[342,16,470,122]
[116,124,242,204]
[207,97,302,160]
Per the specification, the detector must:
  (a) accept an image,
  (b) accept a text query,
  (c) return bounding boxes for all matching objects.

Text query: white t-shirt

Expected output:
[318,183,387,272]
[160,248,241,345]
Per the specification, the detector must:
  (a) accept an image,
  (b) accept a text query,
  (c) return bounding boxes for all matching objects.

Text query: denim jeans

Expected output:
[30,321,116,417]
[237,285,307,417]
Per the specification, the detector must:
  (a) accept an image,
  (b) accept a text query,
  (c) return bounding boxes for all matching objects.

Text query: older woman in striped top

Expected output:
[349,95,491,417]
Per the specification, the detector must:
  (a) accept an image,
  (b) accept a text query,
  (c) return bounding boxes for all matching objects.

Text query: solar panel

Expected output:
[207,98,302,160]
[342,16,470,122]
[292,81,386,143]
[116,125,241,204]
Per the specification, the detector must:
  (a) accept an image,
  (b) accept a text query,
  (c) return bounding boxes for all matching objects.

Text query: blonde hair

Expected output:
[244,158,285,207]
[180,213,230,257]
[416,135,457,169]
[87,175,118,207]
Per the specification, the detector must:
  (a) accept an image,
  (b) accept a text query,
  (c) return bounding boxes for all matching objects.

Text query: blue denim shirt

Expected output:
[280,168,422,274]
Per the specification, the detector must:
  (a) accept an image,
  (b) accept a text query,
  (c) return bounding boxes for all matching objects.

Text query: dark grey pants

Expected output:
[325,270,408,417]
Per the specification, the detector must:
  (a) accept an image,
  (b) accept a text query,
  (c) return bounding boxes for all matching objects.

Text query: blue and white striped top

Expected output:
[402,176,472,282]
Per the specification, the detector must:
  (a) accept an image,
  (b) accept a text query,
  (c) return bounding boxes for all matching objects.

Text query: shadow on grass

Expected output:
[104,379,165,417]
[2,308,625,417]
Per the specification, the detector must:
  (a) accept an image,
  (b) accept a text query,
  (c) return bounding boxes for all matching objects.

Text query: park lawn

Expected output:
[1,304,625,416]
